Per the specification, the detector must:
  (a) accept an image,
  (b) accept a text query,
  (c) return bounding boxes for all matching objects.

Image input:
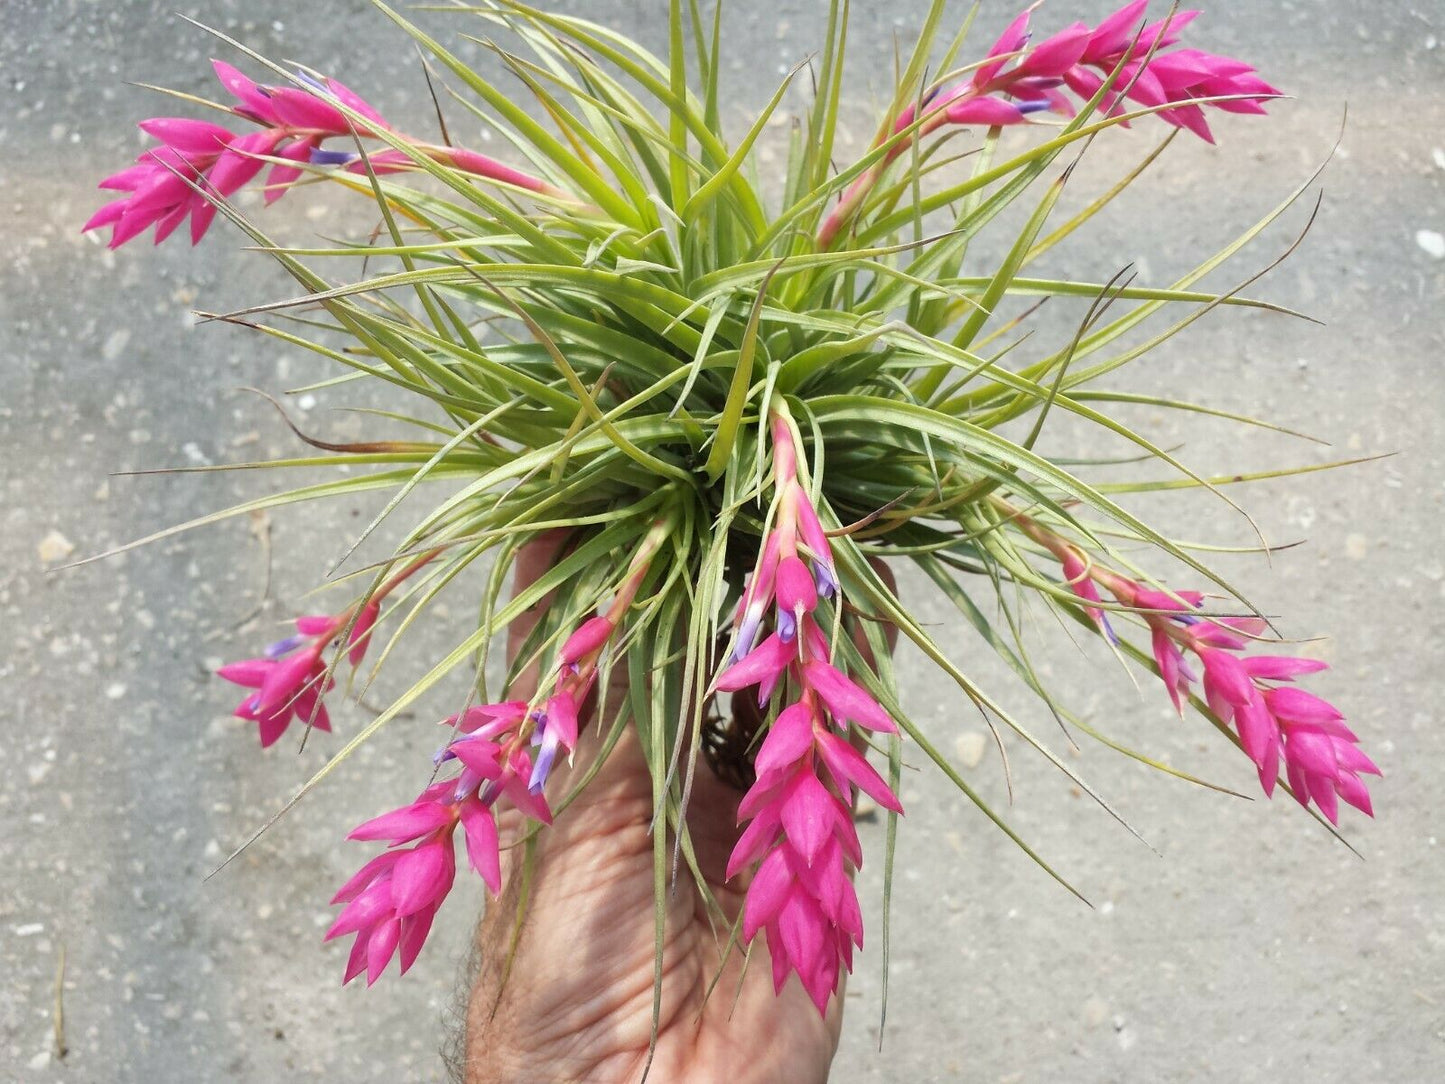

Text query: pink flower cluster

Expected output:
[1058,564,1381,826]
[83,62,391,247]
[938,1,1279,142]
[820,3,1276,247]
[326,730,552,986]
[716,411,902,1014]
[217,601,379,747]
[85,61,557,249]
[325,557,642,985]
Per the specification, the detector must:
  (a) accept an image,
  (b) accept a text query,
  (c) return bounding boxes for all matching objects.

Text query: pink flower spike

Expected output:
[122,171,191,220]
[397,904,439,974]
[1281,727,1340,779]
[1333,743,1382,778]
[1264,686,1344,726]
[331,850,403,905]
[1264,698,1376,822]
[1234,695,1279,770]
[1019,24,1092,79]
[138,117,236,154]
[742,848,794,941]
[263,138,316,204]
[295,614,342,636]
[212,59,277,122]
[82,199,128,233]
[1061,550,1106,625]
[249,650,316,716]
[1198,647,1254,707]
[814,732,903,814]
[754,703,818,776]
[452,700,528,736]
[293,687,332,733]
[560,616,614,668]
[449,740,504,780]
[329,786,471,983]
[776,556,818,615]
[346,601,381,667]
[727,805,784,879]
[347,800,454,844]
[945,96,1031,127]
[975,11,1032,88]
[441,148,553,194]
[716,633,795,693]
[266,86,348,133]
[253,710,291,749]
[1138,10,1202,53]
[779,770,837,866]
[389,839,455,917]
[1334,772,1374,817]
[545,691,580,751]
[802,661,896,733]
[216,658,272,687]
[324,75,390,131]
[1131,588,1204,612]
[1242,655,1328,681]
[342,931,371,986]
[458,798,502,893]
[792,497,839,599]
[1084,0,1150,64]
[326,881,393,941]
[209,130,282,198]
[498,750,554,824]
[363,917,403,985]
[1151,626,1185,714]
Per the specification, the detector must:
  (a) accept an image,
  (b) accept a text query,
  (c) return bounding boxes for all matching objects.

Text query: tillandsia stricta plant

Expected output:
[82,0,1379,1034]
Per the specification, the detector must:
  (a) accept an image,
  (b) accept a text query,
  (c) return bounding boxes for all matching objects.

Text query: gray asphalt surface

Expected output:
[3,1,1442,1081]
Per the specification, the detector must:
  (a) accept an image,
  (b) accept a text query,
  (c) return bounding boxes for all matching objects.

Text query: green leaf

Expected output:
[704,262,780,480]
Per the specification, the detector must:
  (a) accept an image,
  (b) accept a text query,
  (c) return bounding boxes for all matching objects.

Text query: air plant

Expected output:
[82,0,1376,1030]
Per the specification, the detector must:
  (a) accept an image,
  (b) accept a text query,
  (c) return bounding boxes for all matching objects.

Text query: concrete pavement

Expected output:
[2,1,1441,1080]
